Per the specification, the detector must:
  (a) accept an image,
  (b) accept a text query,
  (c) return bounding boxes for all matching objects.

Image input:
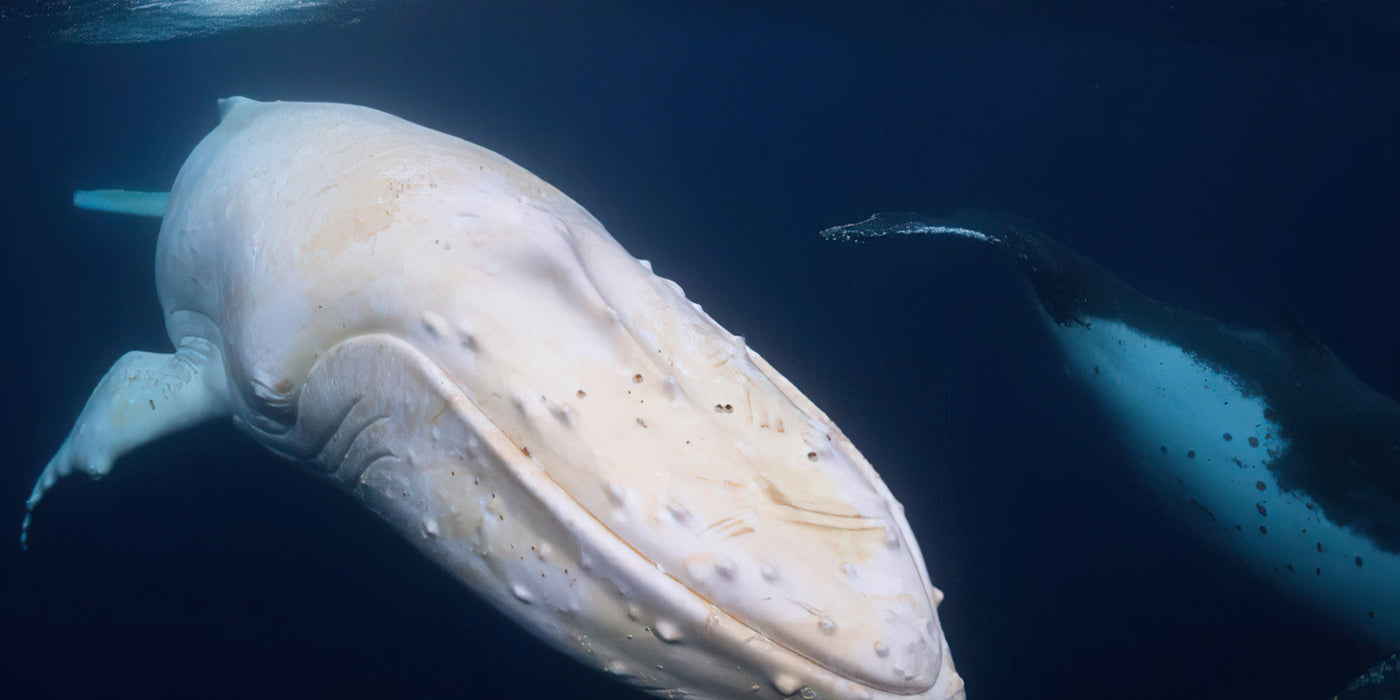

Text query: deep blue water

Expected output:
[2,2,1398,698]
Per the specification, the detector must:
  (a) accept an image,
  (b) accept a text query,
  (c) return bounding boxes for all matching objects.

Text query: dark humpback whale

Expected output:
[822,211,1400,647]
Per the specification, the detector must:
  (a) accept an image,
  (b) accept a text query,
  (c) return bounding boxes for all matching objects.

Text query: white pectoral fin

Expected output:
[72,190,169,217]
[22,337,231,547]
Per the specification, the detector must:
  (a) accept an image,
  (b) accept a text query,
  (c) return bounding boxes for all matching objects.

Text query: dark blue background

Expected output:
[2,2,1398,698]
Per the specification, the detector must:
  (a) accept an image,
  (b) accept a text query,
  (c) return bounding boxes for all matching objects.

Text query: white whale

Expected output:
[25,98,964,700]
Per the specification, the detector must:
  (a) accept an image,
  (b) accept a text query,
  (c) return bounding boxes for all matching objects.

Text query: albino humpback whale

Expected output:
[823,211,1400,649]
[24,99,964,700]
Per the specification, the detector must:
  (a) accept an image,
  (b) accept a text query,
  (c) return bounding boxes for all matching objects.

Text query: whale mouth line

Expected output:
[527,466,937,696]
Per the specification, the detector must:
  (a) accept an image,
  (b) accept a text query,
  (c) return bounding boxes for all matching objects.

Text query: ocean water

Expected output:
[1,2,1398,698]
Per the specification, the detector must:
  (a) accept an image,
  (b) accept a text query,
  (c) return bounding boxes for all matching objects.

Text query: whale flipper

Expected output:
[825,210,1400,647]
[22,338,229,548]
[820,212,994,243]
[73,189,170,217]
[823,210,1141,327]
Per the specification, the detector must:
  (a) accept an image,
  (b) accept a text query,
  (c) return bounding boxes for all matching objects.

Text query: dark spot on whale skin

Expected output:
[1264,407,1279,423]
[1370,611,1376,619]
[1316,568,1322,576]
[1187,450,1196,459]
[1257,502,1268,517]
[1093,365,1100,375]
[1260,526,1268,534]
[1232,458,1244,467]
[1160,445,1168,454]
[1223,432,1233,441]
[1317,542,1326,553]
[1248,436,1260,448]
[1256,481,1267,491]
[1306,502,1316,511]
[1235,524,1243,531]
[1285,564,1295,572]
[1357,556,1364,568]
